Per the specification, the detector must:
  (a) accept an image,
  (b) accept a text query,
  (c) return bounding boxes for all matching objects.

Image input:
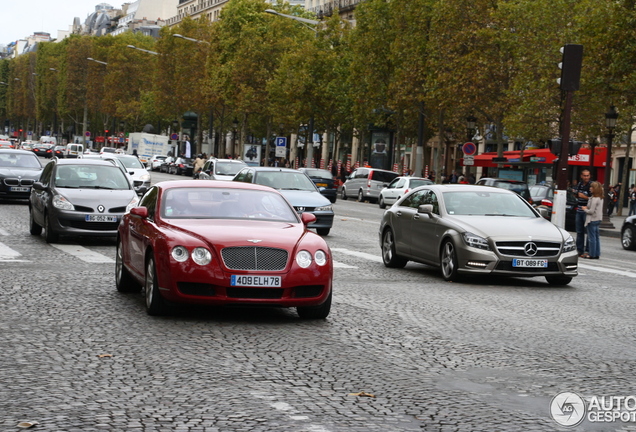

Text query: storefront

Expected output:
[466,147,608,185]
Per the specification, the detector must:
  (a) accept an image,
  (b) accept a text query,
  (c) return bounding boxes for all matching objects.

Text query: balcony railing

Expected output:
[306,0,364,16]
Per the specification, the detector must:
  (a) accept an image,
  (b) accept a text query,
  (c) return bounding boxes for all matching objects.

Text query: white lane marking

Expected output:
[578,262,636,278]
[333,261,358,269]
[331,247,383,263]
[250,391,332,431]
[50,244,115,263]
[0,242,26,261]
[337,216,380,225]
[333,247,636,278]
[0,228,9,235]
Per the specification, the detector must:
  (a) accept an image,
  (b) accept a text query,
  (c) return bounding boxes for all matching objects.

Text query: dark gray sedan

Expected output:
[379,184,578,285]
[0,149,43,200]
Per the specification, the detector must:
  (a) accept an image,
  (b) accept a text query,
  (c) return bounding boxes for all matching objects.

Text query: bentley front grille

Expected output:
[221,246,288,271]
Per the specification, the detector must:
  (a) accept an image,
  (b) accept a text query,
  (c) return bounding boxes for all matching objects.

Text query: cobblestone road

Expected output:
[2,197,636,432]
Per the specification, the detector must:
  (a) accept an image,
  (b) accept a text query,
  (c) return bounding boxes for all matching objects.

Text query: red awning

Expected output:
[465,147,607,168]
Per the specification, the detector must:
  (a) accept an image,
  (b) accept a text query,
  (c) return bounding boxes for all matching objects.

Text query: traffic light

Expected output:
[557,44,583,91]
[104,129,109,134]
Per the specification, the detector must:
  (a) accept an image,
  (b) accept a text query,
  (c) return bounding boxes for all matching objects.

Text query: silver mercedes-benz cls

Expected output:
[379,184,578,285]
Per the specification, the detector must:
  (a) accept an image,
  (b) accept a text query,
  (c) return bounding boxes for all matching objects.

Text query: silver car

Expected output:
[379,184,578,285]
[29,158,139,242]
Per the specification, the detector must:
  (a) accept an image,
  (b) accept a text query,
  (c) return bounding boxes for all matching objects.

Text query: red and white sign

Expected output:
[462,142,477,156]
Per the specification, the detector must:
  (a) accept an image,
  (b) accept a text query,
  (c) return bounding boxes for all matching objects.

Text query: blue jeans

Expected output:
[587,220,601,258]
[630,201,636,216]
[575,209,588,255]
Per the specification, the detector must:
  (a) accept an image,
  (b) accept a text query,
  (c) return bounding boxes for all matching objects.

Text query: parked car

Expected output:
[621,215,636,251]
[342,167,399,203]
[115,180,333,318]
[530,184,578,231]
[148,155,167,171]
[32,143,53,157]
[475,177,534,205]
[233,167,334,236]
[20,140,35,151]
[168,157,194,176]
[378,176,433,209]
[0,149,43,200]
[29,158,139,242]
[0,140,14,149]
[298,168,338,203]
[379,184,578,285]
[159,156,175,173]
[199,158,247,181]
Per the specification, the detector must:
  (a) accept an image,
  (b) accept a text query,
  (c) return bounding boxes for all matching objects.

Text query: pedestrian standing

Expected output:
[629,184,636,216]
[607,185,617,218]
[573,169,592,257]
[581,181,603,259]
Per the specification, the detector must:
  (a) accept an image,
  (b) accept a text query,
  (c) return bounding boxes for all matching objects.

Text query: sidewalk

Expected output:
[599,206,630,239]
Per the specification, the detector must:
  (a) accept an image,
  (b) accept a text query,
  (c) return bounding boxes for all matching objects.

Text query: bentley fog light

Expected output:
[192,247,212,265]
[463,232,491,250]
[171,246,189,262]
[296,250,312,268]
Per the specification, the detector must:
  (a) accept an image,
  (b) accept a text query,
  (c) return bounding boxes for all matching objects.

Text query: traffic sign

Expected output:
[275,137,287,157]
[85,131,91,137]
[171,133,178,140]
[462,142,476,156]
[119,132,125,138]
[463,155,474,166]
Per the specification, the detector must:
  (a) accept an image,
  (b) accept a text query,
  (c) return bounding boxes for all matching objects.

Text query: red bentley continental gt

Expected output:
[116,180,333,318]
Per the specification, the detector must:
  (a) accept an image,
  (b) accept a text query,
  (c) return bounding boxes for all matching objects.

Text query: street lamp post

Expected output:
[127,45,159,56]
[601,106,618,229]
[232,118,239,158]
[264,9,319,169]
[465,114,476,176]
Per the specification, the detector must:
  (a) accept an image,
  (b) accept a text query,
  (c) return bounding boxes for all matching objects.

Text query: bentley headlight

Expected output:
[296,250,312,268]
[125,196,139,213]
[314,250,327,266]
[563,235,576,253]
[192,247,212,265]
[463,232,491,250]
[171,246,189,262]
[315,205,333,212]
[52,194,74,210]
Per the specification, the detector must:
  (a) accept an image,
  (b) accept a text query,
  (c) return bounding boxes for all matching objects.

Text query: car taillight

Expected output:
[541,199,553,207]
[179,164,184,168]
[404,189,409,194]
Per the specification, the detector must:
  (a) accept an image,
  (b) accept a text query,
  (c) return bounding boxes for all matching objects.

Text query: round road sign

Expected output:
[462,142,476,156]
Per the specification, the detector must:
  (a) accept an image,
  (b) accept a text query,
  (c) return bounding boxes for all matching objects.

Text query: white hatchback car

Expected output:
[378,176,433,209]
[148,155,167,171]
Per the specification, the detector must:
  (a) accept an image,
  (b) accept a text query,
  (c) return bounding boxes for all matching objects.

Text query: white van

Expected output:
[65,143,84,158]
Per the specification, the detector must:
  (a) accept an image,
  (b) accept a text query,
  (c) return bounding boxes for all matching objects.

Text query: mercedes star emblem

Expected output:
[524,242,538,256]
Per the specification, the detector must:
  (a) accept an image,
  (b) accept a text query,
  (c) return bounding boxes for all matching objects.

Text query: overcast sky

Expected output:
[1,0,100,45]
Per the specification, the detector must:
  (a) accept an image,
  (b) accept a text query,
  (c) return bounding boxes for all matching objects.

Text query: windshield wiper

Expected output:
[483,213,520,217]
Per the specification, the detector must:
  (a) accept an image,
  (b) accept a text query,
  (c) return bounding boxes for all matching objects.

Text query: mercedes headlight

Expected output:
[563,235,576,253]
[296,250,312,268]
[192,247,212,265]
[52,194,74,210]
[462,232,491,250]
